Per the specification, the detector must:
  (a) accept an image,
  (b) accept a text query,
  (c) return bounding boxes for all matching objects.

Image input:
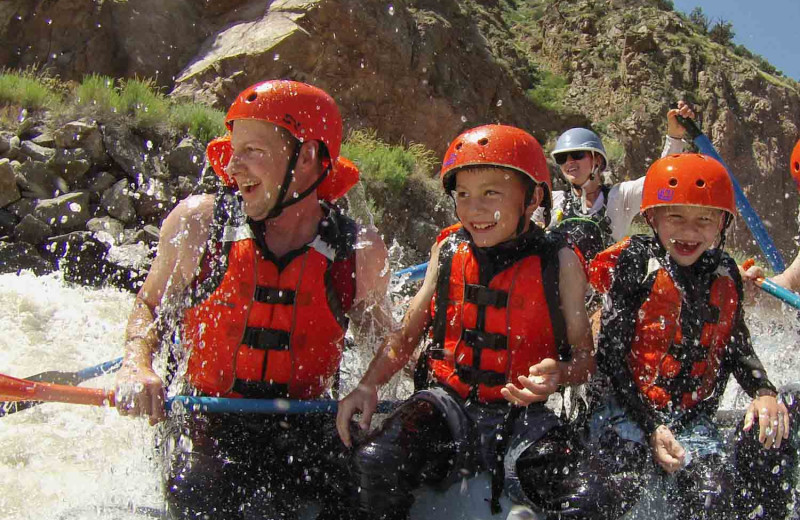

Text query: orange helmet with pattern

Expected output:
[641,153,735,216]
[205,80,357,203]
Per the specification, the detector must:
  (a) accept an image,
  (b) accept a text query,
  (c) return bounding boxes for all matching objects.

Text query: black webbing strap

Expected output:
[464,284,508,308]
[241,327,291,351]
[253,286,295,305]
[542,249,571,362]
[428,241,456,361]
[231,380,290,399]
[455,365,506,387]
[462,328,507,351]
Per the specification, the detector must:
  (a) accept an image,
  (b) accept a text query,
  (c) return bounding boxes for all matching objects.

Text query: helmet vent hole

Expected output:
[794,161,800,173]
[245,93,258,103]
[478,138,489,146]
[455,142,463,150]
[696,179,706,188]
[668,177,678,187]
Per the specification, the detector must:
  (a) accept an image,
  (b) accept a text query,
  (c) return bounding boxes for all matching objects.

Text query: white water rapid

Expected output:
[0,270,797,520]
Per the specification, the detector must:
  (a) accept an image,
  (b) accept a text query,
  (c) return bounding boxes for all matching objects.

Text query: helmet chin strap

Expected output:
[571,152,602,211]
[260,142,329,221]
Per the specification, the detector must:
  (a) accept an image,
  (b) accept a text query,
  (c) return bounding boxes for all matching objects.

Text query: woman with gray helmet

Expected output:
[541,102,696,264]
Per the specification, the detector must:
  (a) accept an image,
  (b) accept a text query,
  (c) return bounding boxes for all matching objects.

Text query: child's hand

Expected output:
[740,258,765,305]
[744,395,790,449]
[666,100,696,139]
[649,425,685,474]
[501,358,561,406]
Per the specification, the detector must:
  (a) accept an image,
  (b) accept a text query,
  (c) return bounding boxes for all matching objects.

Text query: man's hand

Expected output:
[114,359,165,426]
[744,395,790,450]
[336,383,378,447]
[649,425,685,474]
[666,100,696,139]
[501,358,561,406]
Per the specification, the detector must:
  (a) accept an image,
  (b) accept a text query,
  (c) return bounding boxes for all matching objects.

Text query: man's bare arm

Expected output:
[348,227,395,348]
[115,194,214,423]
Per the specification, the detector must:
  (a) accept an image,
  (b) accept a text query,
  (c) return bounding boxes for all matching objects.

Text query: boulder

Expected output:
[16,160,67,199]
[53,119,107,163]
[13,214,53,245]
[32,191,92,234]
[19,140,56,163]
[0,242,54,276]
[101,179,137,224]
[0,158,21,207]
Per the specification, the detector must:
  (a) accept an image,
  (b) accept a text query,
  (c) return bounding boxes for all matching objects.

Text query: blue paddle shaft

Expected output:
[165,396,397,414]
[758,279,800,310]
[394,262,428,282]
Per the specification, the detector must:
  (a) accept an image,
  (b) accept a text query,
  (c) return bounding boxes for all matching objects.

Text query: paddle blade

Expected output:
[0,372,115,408]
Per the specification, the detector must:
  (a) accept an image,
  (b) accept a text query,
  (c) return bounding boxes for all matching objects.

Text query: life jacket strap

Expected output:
[253,286,296,305]
[462,329,508,351]
[455,365,506,387]
[464,284,508,308]
[242,327,291,351]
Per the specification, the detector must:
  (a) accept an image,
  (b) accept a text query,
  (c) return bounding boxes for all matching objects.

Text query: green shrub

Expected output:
[74,74,120,113]
[525,70,569,111]
[117,78,170,129]
[169,103,226,143]
[342,129,437,194]
[0,69,61,110]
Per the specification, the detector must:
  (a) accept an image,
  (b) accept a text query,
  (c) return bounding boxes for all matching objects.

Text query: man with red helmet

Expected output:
[335,124,595,518]
[584,154,798,518]
[113,80,390,519]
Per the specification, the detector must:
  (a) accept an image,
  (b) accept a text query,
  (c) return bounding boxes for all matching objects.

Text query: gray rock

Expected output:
[87,216,125,245]
[79,170,118,194]
[6,196,37,220]
[19,140,56,163]
[0,158,21,208]
[166,136,204,178]
[53,119,106,163]
[0,208,18,236]
[101,124,148,178]
[135,176,174,220]
[32,191,92,234]
[13,214,53,245]
[48,148,92,184]
[101,179,137,224]
[4,136,21,161]
[0,131,13,156]
[0,242,54,275]
[16,160,67,199]
[31,131,56,147]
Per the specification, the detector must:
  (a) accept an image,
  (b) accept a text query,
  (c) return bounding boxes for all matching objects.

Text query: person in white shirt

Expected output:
[541,101,696,264]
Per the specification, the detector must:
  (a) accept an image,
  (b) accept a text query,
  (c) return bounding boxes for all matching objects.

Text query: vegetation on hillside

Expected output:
[0,69,226,143]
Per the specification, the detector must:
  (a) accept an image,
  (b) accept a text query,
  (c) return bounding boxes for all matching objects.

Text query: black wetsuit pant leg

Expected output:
[730,386,800,520]
[516,423,649,520]
[353,398,455,520]
[163,411,356,520]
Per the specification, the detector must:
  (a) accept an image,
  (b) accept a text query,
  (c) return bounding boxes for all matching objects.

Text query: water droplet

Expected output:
[461,115,467,123]
[496,99,503,107]
[146,140,153,150]
[68,202,82,213]
[388,4,394,15]
[494,210,501,221]
[273,53,280,61]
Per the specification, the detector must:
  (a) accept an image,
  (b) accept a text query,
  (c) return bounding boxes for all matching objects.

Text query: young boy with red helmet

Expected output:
[586,153,798,518]
[336,124,595,518]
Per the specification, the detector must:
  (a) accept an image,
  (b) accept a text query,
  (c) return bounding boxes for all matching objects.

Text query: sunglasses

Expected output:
[554,150,588,165]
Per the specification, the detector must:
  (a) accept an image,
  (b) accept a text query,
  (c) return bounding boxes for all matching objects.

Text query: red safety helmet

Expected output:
[205,80,358,202]
[440,124,551,192]
[641,154,735,216]
[791,139,800,193]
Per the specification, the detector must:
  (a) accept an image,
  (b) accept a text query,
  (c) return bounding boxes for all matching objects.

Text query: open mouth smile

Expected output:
[670,239,701,256]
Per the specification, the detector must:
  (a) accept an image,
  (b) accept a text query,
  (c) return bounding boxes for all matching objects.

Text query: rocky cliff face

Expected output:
[2,0,799,258]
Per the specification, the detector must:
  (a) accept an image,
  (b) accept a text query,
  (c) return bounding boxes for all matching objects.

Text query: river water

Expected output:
[0,270,798,520]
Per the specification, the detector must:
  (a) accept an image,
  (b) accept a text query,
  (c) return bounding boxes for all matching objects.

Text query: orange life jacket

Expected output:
[183,194,356,399]
[426,226,569,403]
[591,238,739,411]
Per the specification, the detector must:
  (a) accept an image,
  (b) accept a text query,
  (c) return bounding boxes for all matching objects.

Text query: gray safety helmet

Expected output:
[551,128,608,170]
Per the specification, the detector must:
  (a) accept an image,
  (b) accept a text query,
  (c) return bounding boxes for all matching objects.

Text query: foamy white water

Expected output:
[0,270,797,520]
